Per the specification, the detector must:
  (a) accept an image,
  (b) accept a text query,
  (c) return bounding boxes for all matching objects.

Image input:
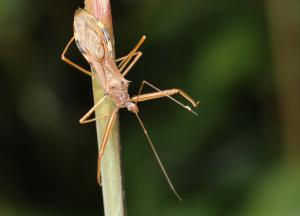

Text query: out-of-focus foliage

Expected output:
[0,0,299,215]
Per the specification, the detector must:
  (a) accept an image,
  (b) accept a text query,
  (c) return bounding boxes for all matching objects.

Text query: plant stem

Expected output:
[84,0,126,215]
[265,0,300,165]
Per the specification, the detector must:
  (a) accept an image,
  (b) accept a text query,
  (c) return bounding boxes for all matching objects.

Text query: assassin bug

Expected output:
[61,8,199,201]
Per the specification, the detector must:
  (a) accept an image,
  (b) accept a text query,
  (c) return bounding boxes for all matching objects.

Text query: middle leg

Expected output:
[116,35,146,76]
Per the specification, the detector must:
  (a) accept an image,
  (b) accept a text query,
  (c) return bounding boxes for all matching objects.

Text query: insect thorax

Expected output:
[106,77,130,107]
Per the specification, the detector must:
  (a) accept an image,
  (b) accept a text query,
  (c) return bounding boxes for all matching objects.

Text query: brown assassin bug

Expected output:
[61,8,199,201]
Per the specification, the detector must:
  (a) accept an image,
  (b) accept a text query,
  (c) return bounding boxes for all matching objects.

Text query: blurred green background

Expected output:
[1,0,300,215]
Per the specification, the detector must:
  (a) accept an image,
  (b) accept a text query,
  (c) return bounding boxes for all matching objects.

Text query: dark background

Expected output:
[1,0,300,215]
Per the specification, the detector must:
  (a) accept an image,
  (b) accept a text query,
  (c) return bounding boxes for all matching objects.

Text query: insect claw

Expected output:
[185,105,191,111]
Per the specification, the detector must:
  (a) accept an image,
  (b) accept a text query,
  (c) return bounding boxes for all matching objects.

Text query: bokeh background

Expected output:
[1,0,300,215]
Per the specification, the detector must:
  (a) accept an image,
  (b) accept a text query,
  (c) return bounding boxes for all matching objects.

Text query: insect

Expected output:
[61,8,199,201]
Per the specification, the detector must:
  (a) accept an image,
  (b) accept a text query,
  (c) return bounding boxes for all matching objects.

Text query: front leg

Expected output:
[130,81,199,115]
[79,96,108,124]
[96,108,118,185]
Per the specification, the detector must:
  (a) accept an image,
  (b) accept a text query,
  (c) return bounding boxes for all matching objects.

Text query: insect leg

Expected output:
[97,109,118,185]
[61,36,93,76]
[115,51,143,77]
[115,51,140,63]
[121,51,142,76]
[131,81,199,115]
[118,35,146,73]
[79,96,108,124]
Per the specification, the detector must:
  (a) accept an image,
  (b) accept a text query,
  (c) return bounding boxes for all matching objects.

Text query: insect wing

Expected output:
[74,8,105,63]
[73,8,112,88]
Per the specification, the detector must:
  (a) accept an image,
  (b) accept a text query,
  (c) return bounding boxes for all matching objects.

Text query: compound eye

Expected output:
[121,80,129,88]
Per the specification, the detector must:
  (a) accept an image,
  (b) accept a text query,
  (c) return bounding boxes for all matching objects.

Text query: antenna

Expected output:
[135,113,183,201]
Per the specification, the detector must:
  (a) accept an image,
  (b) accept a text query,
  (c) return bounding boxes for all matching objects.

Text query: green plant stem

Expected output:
[265,0,300,165]
[84,0,126,215]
